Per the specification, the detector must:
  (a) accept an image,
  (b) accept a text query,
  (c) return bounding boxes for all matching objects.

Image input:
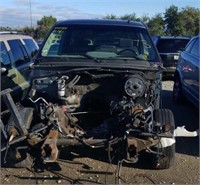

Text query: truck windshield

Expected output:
[41,25,159,62]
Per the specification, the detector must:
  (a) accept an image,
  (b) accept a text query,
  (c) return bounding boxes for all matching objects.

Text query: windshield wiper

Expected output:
[81,53,102,63]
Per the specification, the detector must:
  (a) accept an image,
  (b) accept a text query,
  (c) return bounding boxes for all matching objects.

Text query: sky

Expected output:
[0,0,199,28]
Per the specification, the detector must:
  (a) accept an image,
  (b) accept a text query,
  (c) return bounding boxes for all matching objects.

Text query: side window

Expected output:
[23,39,39,57]
[0,42,11,66]
[185,39,196,53]
[42,28,65,56]
[190,38,199,57]
[8,39,30,67]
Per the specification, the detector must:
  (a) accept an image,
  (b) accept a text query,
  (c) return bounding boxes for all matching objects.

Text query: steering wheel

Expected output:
[116,48,138,56]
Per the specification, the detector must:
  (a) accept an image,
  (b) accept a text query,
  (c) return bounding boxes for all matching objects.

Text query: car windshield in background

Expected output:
[41,25,158,62]
[157,39,189,53]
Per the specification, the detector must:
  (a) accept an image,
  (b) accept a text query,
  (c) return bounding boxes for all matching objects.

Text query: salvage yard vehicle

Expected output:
[0,32,39,112]
[1,20,177,170]
[153,36,191,78]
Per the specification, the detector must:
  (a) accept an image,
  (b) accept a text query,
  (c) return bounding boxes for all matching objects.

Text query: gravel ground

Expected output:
[1,80,199,185]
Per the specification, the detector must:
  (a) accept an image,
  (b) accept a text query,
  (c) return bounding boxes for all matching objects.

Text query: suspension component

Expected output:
[41,130,59,163]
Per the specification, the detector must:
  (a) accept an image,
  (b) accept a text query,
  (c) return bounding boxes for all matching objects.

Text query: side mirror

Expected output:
[1,67,8,75]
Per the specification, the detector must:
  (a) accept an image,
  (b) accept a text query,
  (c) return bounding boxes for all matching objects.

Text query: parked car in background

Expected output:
[173,35,199,107]
[0,33,39,112]
[153,36,191,77]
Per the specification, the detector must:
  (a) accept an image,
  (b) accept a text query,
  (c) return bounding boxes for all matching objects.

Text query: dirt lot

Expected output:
[1,80,199,185]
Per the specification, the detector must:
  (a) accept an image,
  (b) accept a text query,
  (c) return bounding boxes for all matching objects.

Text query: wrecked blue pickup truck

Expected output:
[1,20,198,172]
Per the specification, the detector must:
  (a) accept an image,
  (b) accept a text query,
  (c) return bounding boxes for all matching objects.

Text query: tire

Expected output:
[152,109,175,169]
[151,144,175,170]
[173,77,185,104]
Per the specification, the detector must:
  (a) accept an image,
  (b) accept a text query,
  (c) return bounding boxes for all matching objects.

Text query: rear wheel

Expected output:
[173,76,185,104]
[152,109,175,169]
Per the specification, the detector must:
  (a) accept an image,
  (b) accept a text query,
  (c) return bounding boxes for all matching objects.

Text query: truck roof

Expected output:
[55,19,146,29]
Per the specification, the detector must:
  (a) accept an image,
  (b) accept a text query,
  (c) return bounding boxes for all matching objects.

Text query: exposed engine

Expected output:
[1,70,175,169]
[22,70,166,163]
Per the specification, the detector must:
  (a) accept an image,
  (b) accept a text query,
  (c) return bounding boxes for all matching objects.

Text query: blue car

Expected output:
[173,35,199,108]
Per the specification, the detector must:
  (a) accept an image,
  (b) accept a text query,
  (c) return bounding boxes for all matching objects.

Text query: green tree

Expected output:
[104,13,143,22]
[20,26,35,37]
[120,13,139,21]
[179,7,200,36]
[0,26,13,31]
[147,14,165,36]
[164,5,199,36]
[36,15,57,39]
[164,5,182,35]
[139,15,150,24]
[103,14,118,19]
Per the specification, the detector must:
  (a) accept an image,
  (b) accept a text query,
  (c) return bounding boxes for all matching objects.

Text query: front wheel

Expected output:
[151,143,175,169]
[173,77,185,104]
[152,109,175,169]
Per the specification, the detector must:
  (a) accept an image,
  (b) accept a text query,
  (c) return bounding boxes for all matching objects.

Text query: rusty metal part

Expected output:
[57,138,81,146]
[27,135,43,146]
[41,130,59,163]
[27,125,48,145]
[126,137,138,163]
[52,105,78,135]
[15,150,22,160]
[126,136,158,163]
[162,124,172,132]
[132,105,144,114]
[8,128,18,138]
[56,138,107,147]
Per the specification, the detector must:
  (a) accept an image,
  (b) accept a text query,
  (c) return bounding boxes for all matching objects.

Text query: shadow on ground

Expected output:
[161,89,199,157]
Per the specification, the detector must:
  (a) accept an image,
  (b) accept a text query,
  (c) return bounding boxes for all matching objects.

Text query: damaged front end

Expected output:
[1,20,198,171]
[1,66,178,169]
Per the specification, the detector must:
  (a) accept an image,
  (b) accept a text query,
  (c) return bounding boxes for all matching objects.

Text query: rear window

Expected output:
[23,39,39,57]
[157,39,190,53]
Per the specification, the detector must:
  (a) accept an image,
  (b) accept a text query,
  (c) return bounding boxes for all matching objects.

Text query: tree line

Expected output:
[0,15,57,40]
[104,5,199,36]
[0,5,199,40]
